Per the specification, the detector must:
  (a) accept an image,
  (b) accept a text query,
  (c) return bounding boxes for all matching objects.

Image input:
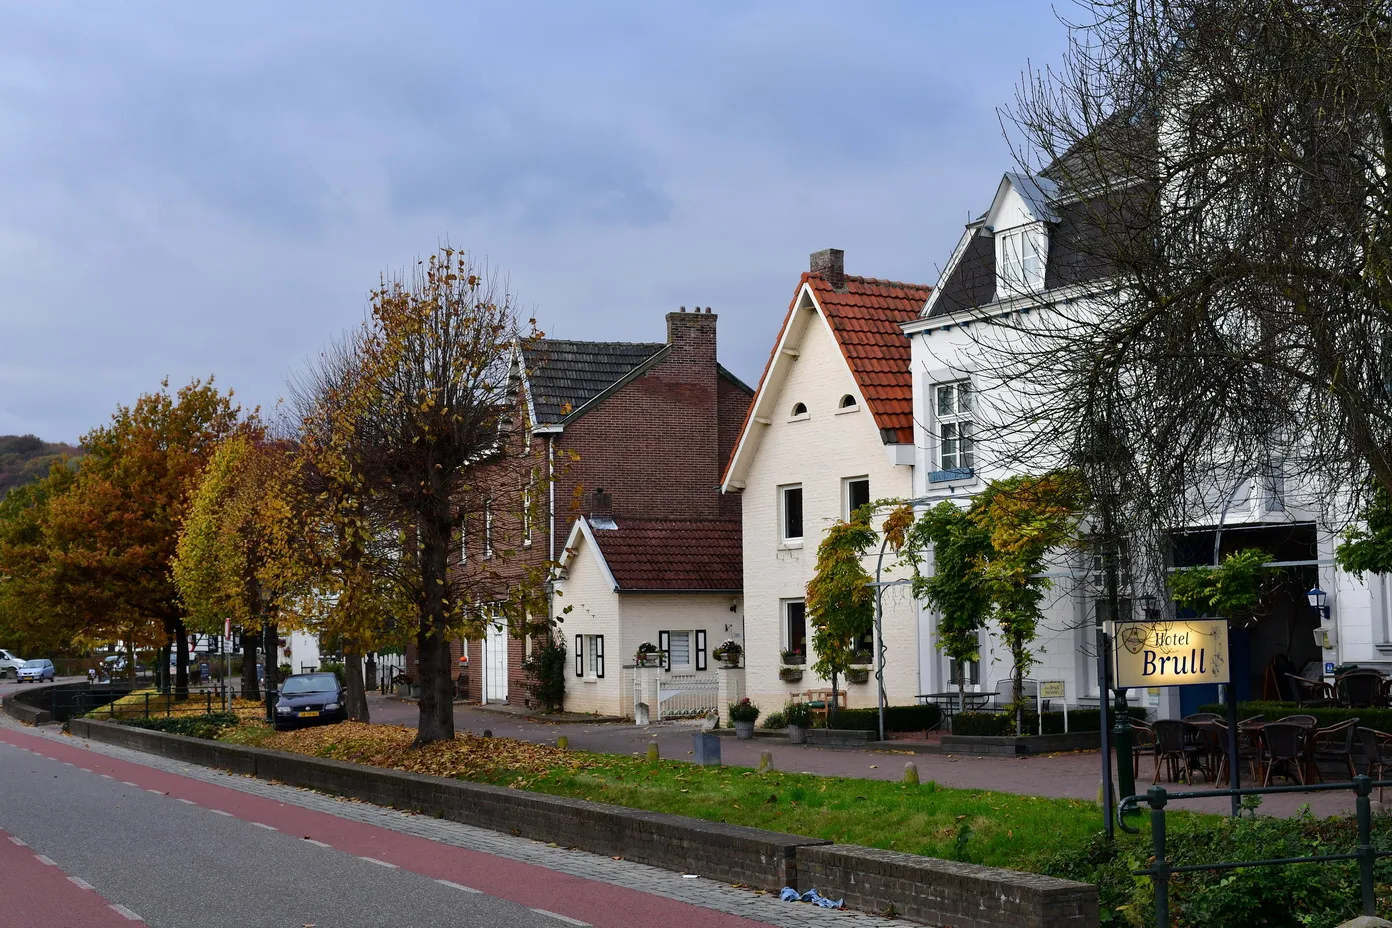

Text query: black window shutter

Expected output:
[575,635,583,677]
[658,630,670,672]
[595,635,605,679]
[695,630,707,671]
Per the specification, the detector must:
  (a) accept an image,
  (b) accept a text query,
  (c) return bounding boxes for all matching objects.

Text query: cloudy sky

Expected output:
[0,2,1071,443]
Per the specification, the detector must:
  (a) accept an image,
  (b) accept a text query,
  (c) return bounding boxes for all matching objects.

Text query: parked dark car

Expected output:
[273,672,345,731]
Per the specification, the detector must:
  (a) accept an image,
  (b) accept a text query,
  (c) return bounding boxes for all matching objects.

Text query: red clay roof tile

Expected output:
[590,518,742,591]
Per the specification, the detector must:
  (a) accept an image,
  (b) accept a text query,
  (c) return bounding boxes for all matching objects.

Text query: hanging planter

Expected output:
[845,667,870,685]
[779,667,804,683]
[713,639,743,669]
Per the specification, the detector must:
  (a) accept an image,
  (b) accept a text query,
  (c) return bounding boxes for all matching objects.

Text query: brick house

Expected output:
[406,309,753,707]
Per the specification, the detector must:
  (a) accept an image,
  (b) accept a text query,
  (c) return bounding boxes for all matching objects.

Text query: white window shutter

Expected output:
[658,630,670,672]
[575,635,583,677]
[595,635,605,679]
[695,630,707,671]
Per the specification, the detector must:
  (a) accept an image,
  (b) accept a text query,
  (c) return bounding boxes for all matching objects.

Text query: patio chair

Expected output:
[1357,728,1392,802]
[1339,671,1387,709]
[1131,721,1155,777]
[1210,718,1260,786]
[1285,673,1335,707]
[1152,719,1205,784]
[1261,722,1309,786]
[1312,718,1360,781]
[1274,714,1319,729]
[1182,713,1222,724]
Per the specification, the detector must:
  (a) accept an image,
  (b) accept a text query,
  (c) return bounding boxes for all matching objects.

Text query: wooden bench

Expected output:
[793,688,847,726]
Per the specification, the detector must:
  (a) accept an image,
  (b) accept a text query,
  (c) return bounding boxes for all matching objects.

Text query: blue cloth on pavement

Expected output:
[778,887,844,909]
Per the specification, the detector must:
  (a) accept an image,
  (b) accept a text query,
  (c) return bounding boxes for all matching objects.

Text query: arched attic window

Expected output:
[790,402,809,419]
[839,394,857,409]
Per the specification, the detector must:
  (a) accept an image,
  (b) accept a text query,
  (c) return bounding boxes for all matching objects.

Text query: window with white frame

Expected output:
[997,225,1045,293]
[935,381,974,471]
[483,498,494,559]
[574,633,605,679]
[521,481,532,546]
[844,476,870,519]
[784,600,807,659]
[459,513,468,562]
[658,629,707,672]
[780,484,804,543]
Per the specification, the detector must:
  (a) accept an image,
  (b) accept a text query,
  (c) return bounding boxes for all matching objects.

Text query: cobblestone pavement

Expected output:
[367,694,1357,818]
[3,714,915,928]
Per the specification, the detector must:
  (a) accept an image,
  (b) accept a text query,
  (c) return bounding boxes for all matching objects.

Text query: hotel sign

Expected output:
[1113,619,1229,688]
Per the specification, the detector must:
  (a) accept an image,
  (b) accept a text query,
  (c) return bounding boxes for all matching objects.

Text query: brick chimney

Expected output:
[665,305,718,364]
[810,248,846,291]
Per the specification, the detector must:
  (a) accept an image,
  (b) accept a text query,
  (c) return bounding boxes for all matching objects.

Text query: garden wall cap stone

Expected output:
[1336,918,1392,928]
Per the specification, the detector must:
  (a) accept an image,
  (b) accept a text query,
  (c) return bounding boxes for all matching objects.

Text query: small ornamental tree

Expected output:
[901,500,994,705]
[521,632,567,713]
[805,509,877,720]
[1339,485,1392,578]
[1169,548,1274,626]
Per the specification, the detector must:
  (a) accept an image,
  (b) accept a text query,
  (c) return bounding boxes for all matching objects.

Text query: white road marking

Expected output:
[251,822,276,831]
[304,839,331,848]
[100,774,113,779]
[80,768,91,773]
[146,789,163,795]
[35,854,56,865]
[120,781,137,787]
[435,879,481,893]
[210,810,233,816]
[68,876,94,890]
[8,836,25,846]
[530,909,590,926]
[109,903,143,921]
[62,762,73,766]
[175,798,195,805]
[359,856,397,868]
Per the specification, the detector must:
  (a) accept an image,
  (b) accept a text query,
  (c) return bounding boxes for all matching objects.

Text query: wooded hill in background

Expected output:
[0,435,82,498]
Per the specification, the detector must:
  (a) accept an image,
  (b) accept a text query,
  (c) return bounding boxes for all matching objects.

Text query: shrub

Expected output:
[728,697,760,723]
[761,712,786,730]
[1198,701,1392,732]
[828,704,943,733]
[521,634,567,713]
[1041,809,1392,927]
[784,701,813,728]
[122,713,240,740]
[951,707,1146,736]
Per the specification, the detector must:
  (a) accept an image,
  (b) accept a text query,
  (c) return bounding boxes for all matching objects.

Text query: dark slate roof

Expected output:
[590,518,742,591]
[521,339,666,424]
[926,190,1120,320]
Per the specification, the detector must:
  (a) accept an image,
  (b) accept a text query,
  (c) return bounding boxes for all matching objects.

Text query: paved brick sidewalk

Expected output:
[368,694,1358,818]
[5,715,911,928]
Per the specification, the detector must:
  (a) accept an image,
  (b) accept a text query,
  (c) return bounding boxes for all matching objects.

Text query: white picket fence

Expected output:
[657,672,719,720]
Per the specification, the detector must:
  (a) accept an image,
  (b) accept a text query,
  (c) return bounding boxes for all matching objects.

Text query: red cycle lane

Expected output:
[0,727,773,928]
[0,826,138,927]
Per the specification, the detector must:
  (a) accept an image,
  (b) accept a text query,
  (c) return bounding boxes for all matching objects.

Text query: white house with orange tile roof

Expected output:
[720,249,931,714]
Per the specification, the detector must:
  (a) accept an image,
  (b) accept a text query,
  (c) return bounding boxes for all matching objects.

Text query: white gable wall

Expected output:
[738,297,917,714]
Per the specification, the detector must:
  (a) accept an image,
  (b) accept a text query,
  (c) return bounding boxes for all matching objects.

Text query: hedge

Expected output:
[827,704,942,733]
[952,706,1147,736]
[1197,701,1392,732]
[122,712,240,740]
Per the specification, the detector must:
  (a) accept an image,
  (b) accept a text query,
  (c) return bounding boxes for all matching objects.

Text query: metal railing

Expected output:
[657,673,719,720]
[1119,776,1392,927]
[77,687,242,721]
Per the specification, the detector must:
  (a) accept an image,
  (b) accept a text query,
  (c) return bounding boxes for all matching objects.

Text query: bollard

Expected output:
[646,741,659,763]
[557,735,569,750]
[904,761,920,785]
[692,732,721,766]
[757,750,773,773]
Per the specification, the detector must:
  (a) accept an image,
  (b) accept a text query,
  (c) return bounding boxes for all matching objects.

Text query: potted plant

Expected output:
[778,665,803,683]
[845,666,870,685]
[634,642,660,667]
[779,648,805,666]
[728,697,760,739]
[713,639,743,669]
[784,701,812,744]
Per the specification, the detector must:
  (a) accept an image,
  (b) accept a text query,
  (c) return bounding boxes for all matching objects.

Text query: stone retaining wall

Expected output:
[69,717,1100,927]
[798,844,1098,928]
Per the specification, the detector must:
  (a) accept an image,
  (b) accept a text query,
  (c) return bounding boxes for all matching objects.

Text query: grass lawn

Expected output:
[215,721,1183,872]
[91,688,268,722]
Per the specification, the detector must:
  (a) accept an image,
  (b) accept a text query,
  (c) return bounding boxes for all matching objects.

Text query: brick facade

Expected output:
[408,310,752,707]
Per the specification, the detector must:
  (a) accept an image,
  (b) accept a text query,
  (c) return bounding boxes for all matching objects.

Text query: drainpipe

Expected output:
[547,435,556,618]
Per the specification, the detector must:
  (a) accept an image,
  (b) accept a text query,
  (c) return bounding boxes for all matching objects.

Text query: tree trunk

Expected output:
[264,621,279,694]
[241,631,260,702]
[414,500,456,746]
[344,647,369,722]
[174,618,189,701]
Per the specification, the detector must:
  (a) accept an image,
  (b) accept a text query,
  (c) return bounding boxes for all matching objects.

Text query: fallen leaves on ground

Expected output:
[257,722,600,780]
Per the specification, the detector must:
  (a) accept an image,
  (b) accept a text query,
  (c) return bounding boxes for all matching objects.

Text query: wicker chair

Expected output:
[1312,718,1360,781]
[1285,673,1335,706]
[1131,721,1155,777]
[1261,722,1309,786]
[1274,714,1319,729]
[1210,718,1260,786]
[1152,719,1204,784]
[1357,728,1392,802]
[1339,671,1387,709]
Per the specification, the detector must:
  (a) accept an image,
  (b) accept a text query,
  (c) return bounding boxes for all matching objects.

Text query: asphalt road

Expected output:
[0,724,777,928]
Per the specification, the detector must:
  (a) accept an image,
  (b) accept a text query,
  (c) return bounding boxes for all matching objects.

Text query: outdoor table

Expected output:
[917,691,999,730]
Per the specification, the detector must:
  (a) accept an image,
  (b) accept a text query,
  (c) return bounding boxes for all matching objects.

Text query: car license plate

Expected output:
[298,711,320,718]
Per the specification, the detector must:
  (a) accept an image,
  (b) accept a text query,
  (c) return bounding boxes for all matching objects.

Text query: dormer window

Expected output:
[997,224,1046,294]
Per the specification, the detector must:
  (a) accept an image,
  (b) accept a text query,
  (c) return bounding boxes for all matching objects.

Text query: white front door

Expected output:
[485,620,508,703]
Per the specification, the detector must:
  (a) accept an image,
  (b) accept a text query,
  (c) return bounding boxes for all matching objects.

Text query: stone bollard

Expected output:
[647,741,660,763]
[903,761,920,785]
[757,750,774,773]
[557,735,568,750]
[635,702,650,726]
[482,729,493,738]
[693,732,721,766]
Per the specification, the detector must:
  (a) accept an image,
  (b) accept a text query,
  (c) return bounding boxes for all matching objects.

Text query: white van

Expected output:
[0,649,25,678]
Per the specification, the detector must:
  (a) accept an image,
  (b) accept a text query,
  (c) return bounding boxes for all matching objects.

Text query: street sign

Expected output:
[1039,680,1065,699]
[1113,618,1229,688]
